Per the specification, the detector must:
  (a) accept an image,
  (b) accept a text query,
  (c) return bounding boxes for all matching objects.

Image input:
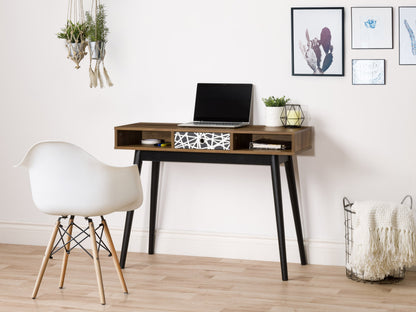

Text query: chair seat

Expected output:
[38,200,140,217]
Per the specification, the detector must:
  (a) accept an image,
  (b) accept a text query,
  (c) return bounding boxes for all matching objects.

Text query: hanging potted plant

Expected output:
[85,2,113,88]
[85,4,108,60]
[57,21,88,69]
[262,96,290,127]
[57,0,89,70]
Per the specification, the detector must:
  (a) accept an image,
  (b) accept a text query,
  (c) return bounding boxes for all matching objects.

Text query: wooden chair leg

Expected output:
[59,216,74,289]
[89,219,106,305]
[101,217,128,294]
[32,219,61,299]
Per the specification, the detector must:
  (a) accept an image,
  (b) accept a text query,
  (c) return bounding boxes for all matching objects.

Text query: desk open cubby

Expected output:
[115,122,312,155]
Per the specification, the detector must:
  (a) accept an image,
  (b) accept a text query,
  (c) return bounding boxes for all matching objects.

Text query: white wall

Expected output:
[1,0,415,266]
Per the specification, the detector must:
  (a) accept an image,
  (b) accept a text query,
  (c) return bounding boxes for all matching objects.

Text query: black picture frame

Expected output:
[399,6,416,65]
[291,7,344,76]
[351,7,393,49]
[352,59,385,85]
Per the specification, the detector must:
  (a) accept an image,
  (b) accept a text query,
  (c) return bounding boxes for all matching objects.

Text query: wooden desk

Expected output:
[114,122,312,281]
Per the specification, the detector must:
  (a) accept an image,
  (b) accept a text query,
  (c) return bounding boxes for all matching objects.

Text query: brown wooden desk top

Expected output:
[114,122,312,156]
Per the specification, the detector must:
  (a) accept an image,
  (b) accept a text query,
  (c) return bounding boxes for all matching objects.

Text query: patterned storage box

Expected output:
[174,132,231,150]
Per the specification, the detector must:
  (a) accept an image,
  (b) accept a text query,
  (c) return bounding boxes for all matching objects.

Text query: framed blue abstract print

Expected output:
[351,7,393,49]
[399,7,416,65]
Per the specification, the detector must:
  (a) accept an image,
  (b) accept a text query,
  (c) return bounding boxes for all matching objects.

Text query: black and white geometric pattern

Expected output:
[174,132,231,150]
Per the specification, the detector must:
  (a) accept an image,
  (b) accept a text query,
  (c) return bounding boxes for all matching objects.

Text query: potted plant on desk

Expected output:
[262,96,290,127]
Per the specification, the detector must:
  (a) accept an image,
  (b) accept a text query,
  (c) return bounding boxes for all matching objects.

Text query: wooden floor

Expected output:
[1,244,416,312]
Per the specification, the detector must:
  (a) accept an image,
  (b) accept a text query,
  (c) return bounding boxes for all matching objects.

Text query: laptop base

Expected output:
[177,122,248,129]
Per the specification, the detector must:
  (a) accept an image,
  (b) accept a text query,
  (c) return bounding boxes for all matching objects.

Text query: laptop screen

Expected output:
[193,83,253,122]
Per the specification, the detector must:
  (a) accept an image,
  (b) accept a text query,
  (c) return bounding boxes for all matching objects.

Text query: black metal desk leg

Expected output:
[149,161,160,254]
[120,151,143,269]
[120,211,134,268]
[284,156,307,265]
[271,155,288,281]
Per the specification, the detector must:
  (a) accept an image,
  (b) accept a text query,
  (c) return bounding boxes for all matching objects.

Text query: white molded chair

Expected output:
[16,141,143,305]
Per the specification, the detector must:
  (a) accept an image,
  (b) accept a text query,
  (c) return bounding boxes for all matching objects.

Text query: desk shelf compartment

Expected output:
[246,133,292,152]
[115,129,172,149]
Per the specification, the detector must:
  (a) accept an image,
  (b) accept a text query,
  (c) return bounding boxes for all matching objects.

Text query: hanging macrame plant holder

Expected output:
[61,0,88,69]
[87,0,113,88]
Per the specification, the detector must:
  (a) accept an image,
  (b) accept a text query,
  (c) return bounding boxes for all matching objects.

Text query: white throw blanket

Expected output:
[348,200,416,281]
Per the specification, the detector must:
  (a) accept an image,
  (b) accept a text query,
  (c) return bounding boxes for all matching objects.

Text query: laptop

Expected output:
[178,83,253,128]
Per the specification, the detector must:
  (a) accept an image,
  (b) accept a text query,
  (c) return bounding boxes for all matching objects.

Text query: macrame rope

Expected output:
[64,0,87,69]
[90,0,99,41]
[79,0,84,23]
[97,60,104,88]
[67,0,71,23]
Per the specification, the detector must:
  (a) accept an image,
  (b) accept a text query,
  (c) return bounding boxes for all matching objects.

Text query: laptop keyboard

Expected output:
[178,121,246,128]
[197,121,241,126]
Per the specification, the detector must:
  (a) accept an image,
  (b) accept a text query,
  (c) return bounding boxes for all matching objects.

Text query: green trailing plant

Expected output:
[57,20,88,43]
[262,96,290,107]
[85,4,109,42]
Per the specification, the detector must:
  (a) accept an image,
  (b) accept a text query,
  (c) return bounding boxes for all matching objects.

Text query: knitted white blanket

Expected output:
[349,201,416,281]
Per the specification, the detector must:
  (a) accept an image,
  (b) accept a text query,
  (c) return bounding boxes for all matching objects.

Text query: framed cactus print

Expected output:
[291,7,344,76]
[399,7,416,65]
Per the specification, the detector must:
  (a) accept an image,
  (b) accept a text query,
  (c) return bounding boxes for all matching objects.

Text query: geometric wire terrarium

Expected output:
[280,104,305,128]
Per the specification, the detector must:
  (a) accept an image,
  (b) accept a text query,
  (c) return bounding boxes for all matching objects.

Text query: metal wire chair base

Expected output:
[50,216,112,259]
[31,214,128,305]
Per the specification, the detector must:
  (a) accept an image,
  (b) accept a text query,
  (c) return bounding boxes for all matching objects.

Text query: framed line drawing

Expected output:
[291,7,344,76]
[352,59,385,85]
[399,7,416,65]
[351,7,393,49]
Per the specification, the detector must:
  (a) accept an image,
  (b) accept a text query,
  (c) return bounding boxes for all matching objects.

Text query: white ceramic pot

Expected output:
[265,106,283,127]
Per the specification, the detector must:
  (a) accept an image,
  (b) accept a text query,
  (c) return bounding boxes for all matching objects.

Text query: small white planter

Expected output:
[265,106,283,127]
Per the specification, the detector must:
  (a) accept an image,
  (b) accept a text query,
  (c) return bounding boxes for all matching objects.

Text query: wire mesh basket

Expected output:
[343,196,412,283]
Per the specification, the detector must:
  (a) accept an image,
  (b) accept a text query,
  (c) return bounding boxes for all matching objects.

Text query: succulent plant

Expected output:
[262,96,290,107]
[57,20,88,43]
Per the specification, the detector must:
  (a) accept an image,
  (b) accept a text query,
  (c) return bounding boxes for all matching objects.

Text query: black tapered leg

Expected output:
[149,161,160,254]
[120,151,143,269]
[285,156,307,265]
[271,155,288,281]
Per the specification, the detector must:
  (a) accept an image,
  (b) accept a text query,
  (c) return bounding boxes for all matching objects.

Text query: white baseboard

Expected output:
[0,220,345,266]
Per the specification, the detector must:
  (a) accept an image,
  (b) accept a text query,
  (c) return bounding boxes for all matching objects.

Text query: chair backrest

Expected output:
[16,141,143,217]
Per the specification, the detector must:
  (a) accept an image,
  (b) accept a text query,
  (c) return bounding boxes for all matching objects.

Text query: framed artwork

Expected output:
[291,7,344,76]
[399,7,416,65]
[351,7,393,49]
[352,59,385,85]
